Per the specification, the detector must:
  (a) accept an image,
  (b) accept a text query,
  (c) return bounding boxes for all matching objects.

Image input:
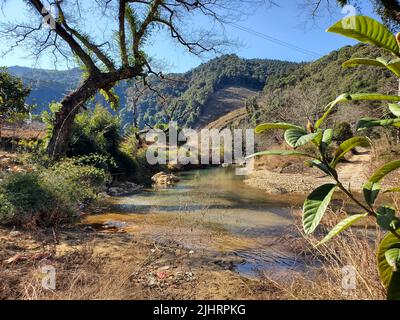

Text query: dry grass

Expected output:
[263,210,386,300]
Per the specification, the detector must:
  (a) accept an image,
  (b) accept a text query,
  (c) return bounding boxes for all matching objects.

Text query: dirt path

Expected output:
[337,150,371,191]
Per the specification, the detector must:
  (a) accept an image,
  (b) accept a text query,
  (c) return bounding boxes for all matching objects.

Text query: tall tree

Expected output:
[0,69,31,139]
[0,0,255,158]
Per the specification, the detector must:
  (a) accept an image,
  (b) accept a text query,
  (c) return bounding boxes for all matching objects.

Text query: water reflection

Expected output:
[92,168,308,278]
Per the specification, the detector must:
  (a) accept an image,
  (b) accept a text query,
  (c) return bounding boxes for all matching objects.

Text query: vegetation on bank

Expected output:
[246,44,399,145]
[251,15,400,300]
[0,159,109,227]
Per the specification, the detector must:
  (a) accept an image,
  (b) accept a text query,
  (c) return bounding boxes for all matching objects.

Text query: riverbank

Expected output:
[0,222,291,300]
[244,150,372,194]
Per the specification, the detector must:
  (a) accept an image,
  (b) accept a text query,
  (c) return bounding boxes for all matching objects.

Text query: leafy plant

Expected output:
[251,16,400,300]
[0,69,31,136]
[0,160,110,227]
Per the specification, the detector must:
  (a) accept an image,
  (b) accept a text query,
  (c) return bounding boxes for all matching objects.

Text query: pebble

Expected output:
[9,231,22,237]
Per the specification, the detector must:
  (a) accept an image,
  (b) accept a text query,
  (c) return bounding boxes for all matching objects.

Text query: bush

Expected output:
[333,122,353,144]
[0,160,110,227]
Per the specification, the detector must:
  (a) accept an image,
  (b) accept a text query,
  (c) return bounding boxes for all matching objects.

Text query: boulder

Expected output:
[151,171,180,185]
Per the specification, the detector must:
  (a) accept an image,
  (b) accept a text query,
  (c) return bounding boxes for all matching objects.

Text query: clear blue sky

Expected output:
[0,0,377,73]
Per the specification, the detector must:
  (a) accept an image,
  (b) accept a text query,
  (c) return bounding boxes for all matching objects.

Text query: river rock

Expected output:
[151,172,180,185]
[107,181,143,196]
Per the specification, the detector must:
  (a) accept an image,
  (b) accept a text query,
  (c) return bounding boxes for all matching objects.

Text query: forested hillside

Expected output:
[247,44,398,129]
[121,55,300,128]
[8,66,82,114]
[7,55,299,129]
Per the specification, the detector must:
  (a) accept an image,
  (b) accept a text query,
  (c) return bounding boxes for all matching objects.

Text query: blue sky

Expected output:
[0,0,377,73]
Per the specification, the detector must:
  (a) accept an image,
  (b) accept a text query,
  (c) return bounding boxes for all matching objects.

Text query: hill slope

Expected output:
[7,55,300,129]
[249,44,398,128]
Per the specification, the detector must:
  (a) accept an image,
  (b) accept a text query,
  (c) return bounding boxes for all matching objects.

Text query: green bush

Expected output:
[333,122,353,144]
[0,160,110,227]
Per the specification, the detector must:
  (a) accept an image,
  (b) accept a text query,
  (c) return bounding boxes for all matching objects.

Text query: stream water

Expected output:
[86,168,309,278]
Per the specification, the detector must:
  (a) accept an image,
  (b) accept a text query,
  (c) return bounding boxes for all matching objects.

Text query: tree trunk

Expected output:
[47,78,99,159]
[46,67,142,159]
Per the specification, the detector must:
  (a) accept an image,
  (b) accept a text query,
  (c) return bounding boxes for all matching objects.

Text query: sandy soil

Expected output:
[244,149,373,194]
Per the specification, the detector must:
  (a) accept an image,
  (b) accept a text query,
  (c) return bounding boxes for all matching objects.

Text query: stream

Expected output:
[85,168,310,278]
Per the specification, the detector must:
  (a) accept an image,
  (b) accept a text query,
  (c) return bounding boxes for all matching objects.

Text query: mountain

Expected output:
[120,55,300,129]
[7,66,82,114]
[6,55,300,129]
[205,44,398,150]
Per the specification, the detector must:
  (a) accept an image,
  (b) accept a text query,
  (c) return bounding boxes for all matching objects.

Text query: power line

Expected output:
[229,23,322,59]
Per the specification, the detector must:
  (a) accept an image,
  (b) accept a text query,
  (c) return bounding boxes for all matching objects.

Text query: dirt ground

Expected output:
[0,224,286,300]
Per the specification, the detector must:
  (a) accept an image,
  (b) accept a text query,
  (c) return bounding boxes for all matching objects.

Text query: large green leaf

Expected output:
[385,248,400,272]
[316,93,400,129]
[255,123,303,134]
[247,150,315,159]
[363,181,381,205]
[327,16,399,55]
[378,233,400,288]
[303,184,337,235]
[377,206,399,231]
[388,271,400,300]
[284,128,320,148]
[369,160,400,183]
[343,58,400,77]
[317,213,368,246]
[342,58,387,69]
[331,136,371,168]
[357,117,400,131]
[389,104,400,117]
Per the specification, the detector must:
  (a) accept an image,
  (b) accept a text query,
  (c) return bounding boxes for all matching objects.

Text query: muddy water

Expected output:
[85,168,308,278]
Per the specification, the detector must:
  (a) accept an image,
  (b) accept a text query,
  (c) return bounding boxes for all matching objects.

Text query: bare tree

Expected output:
[301,0,400,30]
[0,0,260,158]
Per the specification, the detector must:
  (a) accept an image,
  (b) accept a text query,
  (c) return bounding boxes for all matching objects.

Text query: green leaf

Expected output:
[247,150,315,159]
[384,187,400,193]
[378,233,400,288]
[389,104,400,117]
[284,128,319,148]
[305,159,333,176]
[386,59,400,77]
[385,248,400,272]
[320,129,333,153]
[363,181,381,205]
[369,160,400,183]
[357,117,400,131]
[342,58,388,69]
[317,213,368,246]
[316,93,400,129]
[303,184,337,235]
[255,123,303,134]
[343,58,400,77]
[331,136,371,168]
[327,16,399,55]
[377,206,399,231]
[388,271,400,300]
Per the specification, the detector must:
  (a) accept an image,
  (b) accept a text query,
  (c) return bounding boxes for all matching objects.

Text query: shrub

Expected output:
[333,122,353,144]
[0,161,110,227]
